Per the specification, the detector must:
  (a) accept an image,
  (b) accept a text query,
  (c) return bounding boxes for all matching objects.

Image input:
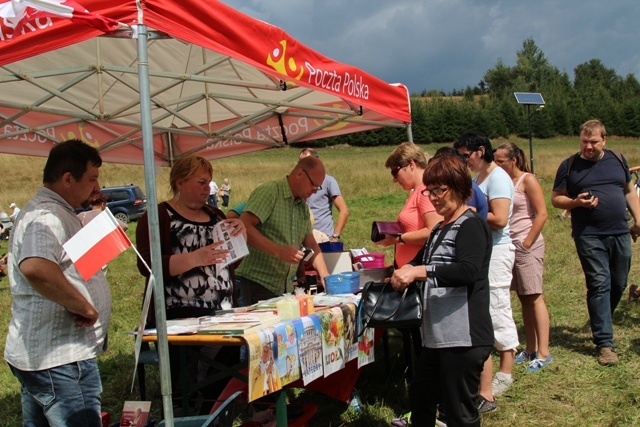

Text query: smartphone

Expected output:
[581,189,593,199]
[301,246,314,262]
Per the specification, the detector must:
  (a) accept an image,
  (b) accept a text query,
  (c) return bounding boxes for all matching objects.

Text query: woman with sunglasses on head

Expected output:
[380,142,443,425]
[453,132,519,413]
[377,142,443,267]
[390,155,493,427]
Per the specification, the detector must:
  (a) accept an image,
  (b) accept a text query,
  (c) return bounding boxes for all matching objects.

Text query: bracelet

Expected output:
[398,234,405,244]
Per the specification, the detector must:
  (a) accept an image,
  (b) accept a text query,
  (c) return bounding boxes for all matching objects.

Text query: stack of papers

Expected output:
[197,311,280,335]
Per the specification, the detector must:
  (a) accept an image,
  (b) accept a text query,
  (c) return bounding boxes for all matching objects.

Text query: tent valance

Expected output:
[0,0,411,166]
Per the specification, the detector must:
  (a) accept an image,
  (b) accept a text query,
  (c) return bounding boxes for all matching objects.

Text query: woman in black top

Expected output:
[391,155,493,427]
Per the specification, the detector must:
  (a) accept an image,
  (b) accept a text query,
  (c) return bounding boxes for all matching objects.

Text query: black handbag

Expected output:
[358,281,422,335]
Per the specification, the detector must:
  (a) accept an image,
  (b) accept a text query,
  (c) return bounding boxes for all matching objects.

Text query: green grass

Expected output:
[2,138,640,426]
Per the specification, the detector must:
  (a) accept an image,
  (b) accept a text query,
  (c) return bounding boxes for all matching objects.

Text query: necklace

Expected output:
[172,200,205,222]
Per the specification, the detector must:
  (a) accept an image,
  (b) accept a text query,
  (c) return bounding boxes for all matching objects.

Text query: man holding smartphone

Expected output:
[552,119,640,366]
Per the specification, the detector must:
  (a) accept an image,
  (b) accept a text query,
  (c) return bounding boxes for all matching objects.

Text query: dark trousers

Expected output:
[238,276,278,306]
[410,346,491,427]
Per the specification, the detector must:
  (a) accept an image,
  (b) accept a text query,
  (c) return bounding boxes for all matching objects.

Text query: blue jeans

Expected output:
[574,233,631,348]
[9,359,103,427]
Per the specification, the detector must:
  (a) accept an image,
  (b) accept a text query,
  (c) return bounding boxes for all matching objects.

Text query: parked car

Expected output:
[101,184,147,223]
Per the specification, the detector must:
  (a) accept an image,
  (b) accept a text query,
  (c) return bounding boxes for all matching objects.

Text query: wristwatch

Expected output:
[331,233,341,239]
[398,234,405,244]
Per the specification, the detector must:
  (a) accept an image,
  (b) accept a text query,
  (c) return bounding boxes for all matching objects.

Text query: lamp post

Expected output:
[514,92,546,175]
[527,104,544,174]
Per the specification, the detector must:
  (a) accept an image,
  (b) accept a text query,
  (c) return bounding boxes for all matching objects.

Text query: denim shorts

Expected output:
[9,359,103,427]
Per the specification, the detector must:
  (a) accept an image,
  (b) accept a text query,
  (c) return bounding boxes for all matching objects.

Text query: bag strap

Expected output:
[566,149,626,192]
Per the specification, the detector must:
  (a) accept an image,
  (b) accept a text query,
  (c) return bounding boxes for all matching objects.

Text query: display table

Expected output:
[142,299,374,427]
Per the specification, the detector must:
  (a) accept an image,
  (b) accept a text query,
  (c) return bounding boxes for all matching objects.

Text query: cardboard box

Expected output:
[322,251,353,275]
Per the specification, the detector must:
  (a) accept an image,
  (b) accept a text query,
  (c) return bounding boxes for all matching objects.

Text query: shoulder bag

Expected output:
[358,280,422,335]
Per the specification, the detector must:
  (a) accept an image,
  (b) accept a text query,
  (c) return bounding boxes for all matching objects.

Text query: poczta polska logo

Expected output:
[267,39,369,100]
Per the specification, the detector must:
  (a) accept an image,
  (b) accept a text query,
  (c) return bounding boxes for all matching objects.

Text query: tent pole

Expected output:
[406,123,413,142]
[136,23,175,426]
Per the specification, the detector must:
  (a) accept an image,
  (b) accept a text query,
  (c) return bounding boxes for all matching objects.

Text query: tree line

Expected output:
[315,38,640,147]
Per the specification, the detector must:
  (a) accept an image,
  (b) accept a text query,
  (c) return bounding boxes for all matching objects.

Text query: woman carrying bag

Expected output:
[390,155,494,427]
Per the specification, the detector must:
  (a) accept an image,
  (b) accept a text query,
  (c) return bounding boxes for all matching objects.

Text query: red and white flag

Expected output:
[63,208,131,281]
[0,0,120,35]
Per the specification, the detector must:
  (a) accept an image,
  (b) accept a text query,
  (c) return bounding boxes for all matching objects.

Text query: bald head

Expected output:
[289,156,325,199]
[299,147,319,159]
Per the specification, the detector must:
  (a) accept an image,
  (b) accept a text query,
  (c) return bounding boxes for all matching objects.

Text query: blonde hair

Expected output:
[580,119,606,139]
[169,156,213,196]
[385,142,429,169]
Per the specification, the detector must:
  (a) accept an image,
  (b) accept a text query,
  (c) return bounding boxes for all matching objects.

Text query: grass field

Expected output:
[1,137,640,426]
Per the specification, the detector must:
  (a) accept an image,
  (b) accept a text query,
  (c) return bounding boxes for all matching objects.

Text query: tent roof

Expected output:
[0,0,411,166]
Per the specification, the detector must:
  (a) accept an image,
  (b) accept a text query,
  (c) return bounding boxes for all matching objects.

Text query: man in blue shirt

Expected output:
[552,119,640,366]
[299,148,350,242]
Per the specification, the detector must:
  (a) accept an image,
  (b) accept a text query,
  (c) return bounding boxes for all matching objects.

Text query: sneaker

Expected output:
[528,354,553,372]
[491,372,513,396]
[476,396,497,413]
[390,413,410,427]
[596,347,619,366]
[514,350,537,364]
[629,284,640,302]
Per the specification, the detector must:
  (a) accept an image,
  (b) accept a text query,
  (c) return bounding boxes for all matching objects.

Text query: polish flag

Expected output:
[63,208,131,281]
[0,0,120,35]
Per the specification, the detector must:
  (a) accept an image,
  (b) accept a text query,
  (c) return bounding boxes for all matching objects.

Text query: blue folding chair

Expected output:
[158,390,243,427]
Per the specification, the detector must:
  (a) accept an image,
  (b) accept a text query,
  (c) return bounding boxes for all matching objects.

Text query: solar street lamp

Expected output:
[514,92,545,175]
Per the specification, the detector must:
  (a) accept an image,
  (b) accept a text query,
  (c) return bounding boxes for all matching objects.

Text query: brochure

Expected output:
[120,401,150,427]
[214,221,249,274]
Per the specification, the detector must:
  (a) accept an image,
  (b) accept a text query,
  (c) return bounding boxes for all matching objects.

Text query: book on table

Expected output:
[197,311,281,335]
[197,321,265,335]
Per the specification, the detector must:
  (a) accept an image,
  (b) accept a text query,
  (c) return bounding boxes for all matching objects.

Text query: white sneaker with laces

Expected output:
[491,372,513,396]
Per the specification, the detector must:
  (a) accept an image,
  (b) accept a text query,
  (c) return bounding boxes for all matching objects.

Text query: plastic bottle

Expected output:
[349,389,362,412]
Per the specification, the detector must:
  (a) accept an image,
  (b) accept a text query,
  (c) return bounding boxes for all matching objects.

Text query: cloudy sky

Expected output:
[220,0,639,94]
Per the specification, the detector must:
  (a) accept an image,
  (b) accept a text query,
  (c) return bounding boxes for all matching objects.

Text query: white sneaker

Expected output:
[491,372,513,396]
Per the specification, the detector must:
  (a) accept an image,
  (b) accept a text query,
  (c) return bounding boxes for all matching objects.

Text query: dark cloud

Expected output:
[221,0,640,93]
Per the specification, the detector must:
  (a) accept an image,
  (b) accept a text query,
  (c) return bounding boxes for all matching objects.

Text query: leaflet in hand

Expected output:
[214,221,249,272]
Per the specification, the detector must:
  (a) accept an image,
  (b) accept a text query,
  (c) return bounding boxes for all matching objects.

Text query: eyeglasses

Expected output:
[421,186,449,197]
[391,165,407,179]
[302,169,322,191]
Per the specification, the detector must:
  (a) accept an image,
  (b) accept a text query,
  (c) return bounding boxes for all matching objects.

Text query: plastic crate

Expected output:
[325,272,360,294]
[354,253,385,268]
[318,241,344,252]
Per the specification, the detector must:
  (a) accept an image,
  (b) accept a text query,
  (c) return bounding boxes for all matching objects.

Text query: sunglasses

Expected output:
[391,165,407,179]
[459,151,474,160]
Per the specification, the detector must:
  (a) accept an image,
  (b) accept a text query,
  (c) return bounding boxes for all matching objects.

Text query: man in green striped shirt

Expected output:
[237,156,329,304]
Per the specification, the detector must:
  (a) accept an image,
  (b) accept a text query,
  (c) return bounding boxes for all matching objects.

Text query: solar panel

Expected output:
[514,92,545,105]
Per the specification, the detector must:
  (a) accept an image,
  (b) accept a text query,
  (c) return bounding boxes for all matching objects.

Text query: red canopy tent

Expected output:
[0,0,412,166]
[0,1,412,425]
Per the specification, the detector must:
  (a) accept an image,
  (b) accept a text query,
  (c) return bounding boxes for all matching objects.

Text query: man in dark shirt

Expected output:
[552,119,640,366]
